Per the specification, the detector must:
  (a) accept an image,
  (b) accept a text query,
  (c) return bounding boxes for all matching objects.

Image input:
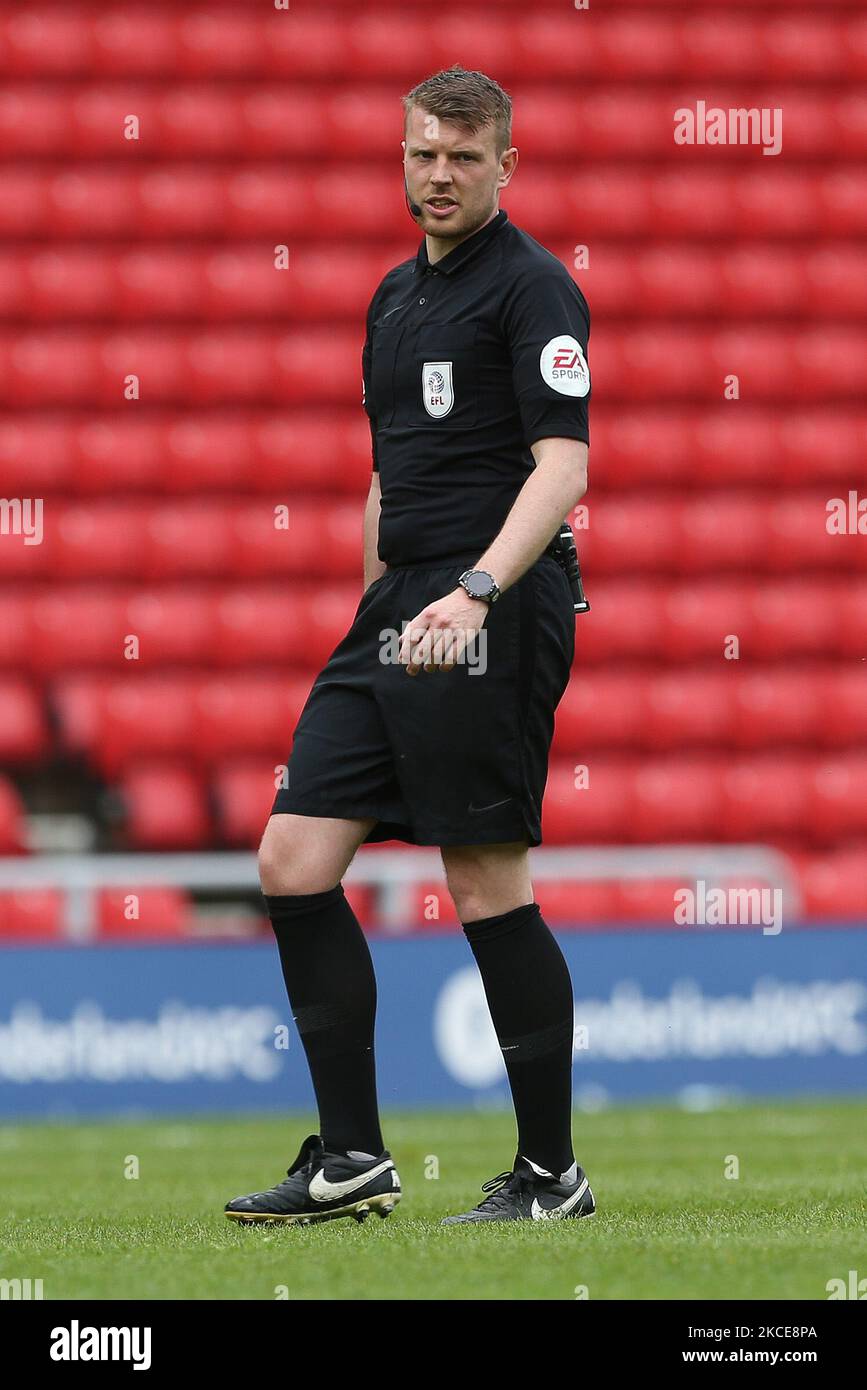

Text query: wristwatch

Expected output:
[458,569,500,605]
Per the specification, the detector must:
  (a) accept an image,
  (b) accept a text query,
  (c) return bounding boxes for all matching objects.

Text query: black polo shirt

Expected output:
[361,209,590,567]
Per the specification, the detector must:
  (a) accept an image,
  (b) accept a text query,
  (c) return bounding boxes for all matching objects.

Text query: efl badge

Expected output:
[422,361,454,417]
[539,335,590,397]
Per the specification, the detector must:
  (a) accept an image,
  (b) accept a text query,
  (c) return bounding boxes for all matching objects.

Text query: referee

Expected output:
[226,66,595,1226]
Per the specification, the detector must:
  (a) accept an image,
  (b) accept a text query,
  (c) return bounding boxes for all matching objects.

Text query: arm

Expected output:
[476,265,590,594]
[397,438,587,673]
[363,470,386,590]
[361,294,386,592]
[474,436,588,595]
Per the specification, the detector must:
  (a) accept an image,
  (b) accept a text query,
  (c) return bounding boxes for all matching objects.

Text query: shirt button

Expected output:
[418,297,426,305]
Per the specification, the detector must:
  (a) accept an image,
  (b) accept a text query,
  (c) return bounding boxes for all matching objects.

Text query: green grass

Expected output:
[1,1101,866,1300]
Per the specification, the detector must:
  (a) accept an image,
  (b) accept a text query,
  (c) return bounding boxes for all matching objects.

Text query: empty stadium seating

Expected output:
[1,1,864,922]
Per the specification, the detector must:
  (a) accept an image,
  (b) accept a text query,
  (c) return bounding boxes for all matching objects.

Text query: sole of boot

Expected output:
[226,1191,401,1227]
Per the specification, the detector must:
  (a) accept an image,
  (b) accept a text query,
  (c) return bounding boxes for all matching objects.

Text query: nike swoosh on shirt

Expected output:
[530,1177,590,1220]
[380,302,409,321]
[308,1160,394,1204]
[467,797,513,815]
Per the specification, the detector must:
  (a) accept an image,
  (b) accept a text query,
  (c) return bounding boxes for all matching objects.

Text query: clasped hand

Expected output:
[397,587,489,674]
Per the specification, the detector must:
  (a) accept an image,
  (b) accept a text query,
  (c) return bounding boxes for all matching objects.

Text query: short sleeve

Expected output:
[502,269,590,448]
[361,301,379,472]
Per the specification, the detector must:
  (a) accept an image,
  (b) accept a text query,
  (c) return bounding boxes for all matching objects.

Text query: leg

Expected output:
[258,811,374,895]
[440,839,533,922]
[260,812,384,1156]
[442,841,576,1178]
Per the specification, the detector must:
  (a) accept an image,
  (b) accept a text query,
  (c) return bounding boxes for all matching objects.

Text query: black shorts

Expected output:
[271,551,576,847]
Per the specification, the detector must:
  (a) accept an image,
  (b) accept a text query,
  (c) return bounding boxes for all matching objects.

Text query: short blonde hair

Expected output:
[403,65,512,156]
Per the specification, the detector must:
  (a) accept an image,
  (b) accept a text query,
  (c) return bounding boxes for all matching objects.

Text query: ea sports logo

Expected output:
[553,348,581,370]
[540,335,590,398]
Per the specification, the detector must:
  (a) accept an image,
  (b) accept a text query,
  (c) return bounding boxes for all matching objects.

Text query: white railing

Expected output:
[0,845,802,937]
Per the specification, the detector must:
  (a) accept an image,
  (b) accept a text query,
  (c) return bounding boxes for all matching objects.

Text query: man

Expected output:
[226,66,594,1227]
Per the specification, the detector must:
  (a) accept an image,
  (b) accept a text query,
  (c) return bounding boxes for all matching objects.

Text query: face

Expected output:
[403,104,517,241]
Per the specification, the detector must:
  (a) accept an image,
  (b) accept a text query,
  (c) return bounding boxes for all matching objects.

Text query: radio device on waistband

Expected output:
[546,523,591,615]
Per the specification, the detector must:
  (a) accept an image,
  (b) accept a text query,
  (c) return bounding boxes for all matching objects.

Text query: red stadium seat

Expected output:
[729,670,822,748]
[0,890,65,938]
[535,880,621,925]
[661,582,752,661]
[643,672,735,750]
[815,671,867,747]
[51,676,194,774]
[0,596,34,670]
[120,763,210,850]
[216,586,359,668]
[0,679,48,762]
[554,675,647,752]
[630,759,724,840]
[542,761,635,843]
[809,756,867,839]
[193,676,311,762]
[721,756,812,839]
[52,505,148,580]
[96,887,192,939]
[53,674,314,776]
[119,590,216,669]
[28,590,128,673]
[611,879,691,922]
[0,777,28,853]
[799,850,867,918]
[213,760,280,847]
[743,582,841,659]
[574,581,667,664]
[581,497,674,576]
[837,585,867,656]
[97,680,198,775]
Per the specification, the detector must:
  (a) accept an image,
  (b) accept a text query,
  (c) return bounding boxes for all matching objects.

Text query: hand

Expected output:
[397,586,489,674]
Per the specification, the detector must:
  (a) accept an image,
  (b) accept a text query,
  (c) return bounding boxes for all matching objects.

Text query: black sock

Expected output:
[462,902,575,1177]
[265,885,384,1157]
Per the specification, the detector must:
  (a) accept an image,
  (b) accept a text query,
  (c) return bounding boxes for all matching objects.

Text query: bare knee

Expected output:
[257,814,371,896]
[442,842,533,924]
[257,821,314,896]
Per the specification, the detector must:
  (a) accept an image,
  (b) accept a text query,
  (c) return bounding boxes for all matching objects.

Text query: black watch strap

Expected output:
[458,569,500,604]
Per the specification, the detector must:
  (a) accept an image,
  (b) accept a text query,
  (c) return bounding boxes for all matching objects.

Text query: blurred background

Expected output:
[0,0,865,1118]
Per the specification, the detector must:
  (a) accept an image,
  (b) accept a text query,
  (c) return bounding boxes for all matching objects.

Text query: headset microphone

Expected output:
[403,176,423,219]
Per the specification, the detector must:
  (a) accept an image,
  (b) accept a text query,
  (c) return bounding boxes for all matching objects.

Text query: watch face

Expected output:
[464,571,494,599]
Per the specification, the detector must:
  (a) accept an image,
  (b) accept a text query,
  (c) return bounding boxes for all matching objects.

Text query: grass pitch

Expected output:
[2,1100,865,1300]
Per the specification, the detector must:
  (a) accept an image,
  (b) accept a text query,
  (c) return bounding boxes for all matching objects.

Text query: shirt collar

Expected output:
[415,209,509,277]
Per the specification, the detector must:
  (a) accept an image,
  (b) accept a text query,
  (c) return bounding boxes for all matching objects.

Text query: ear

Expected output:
[498,147,519,189]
